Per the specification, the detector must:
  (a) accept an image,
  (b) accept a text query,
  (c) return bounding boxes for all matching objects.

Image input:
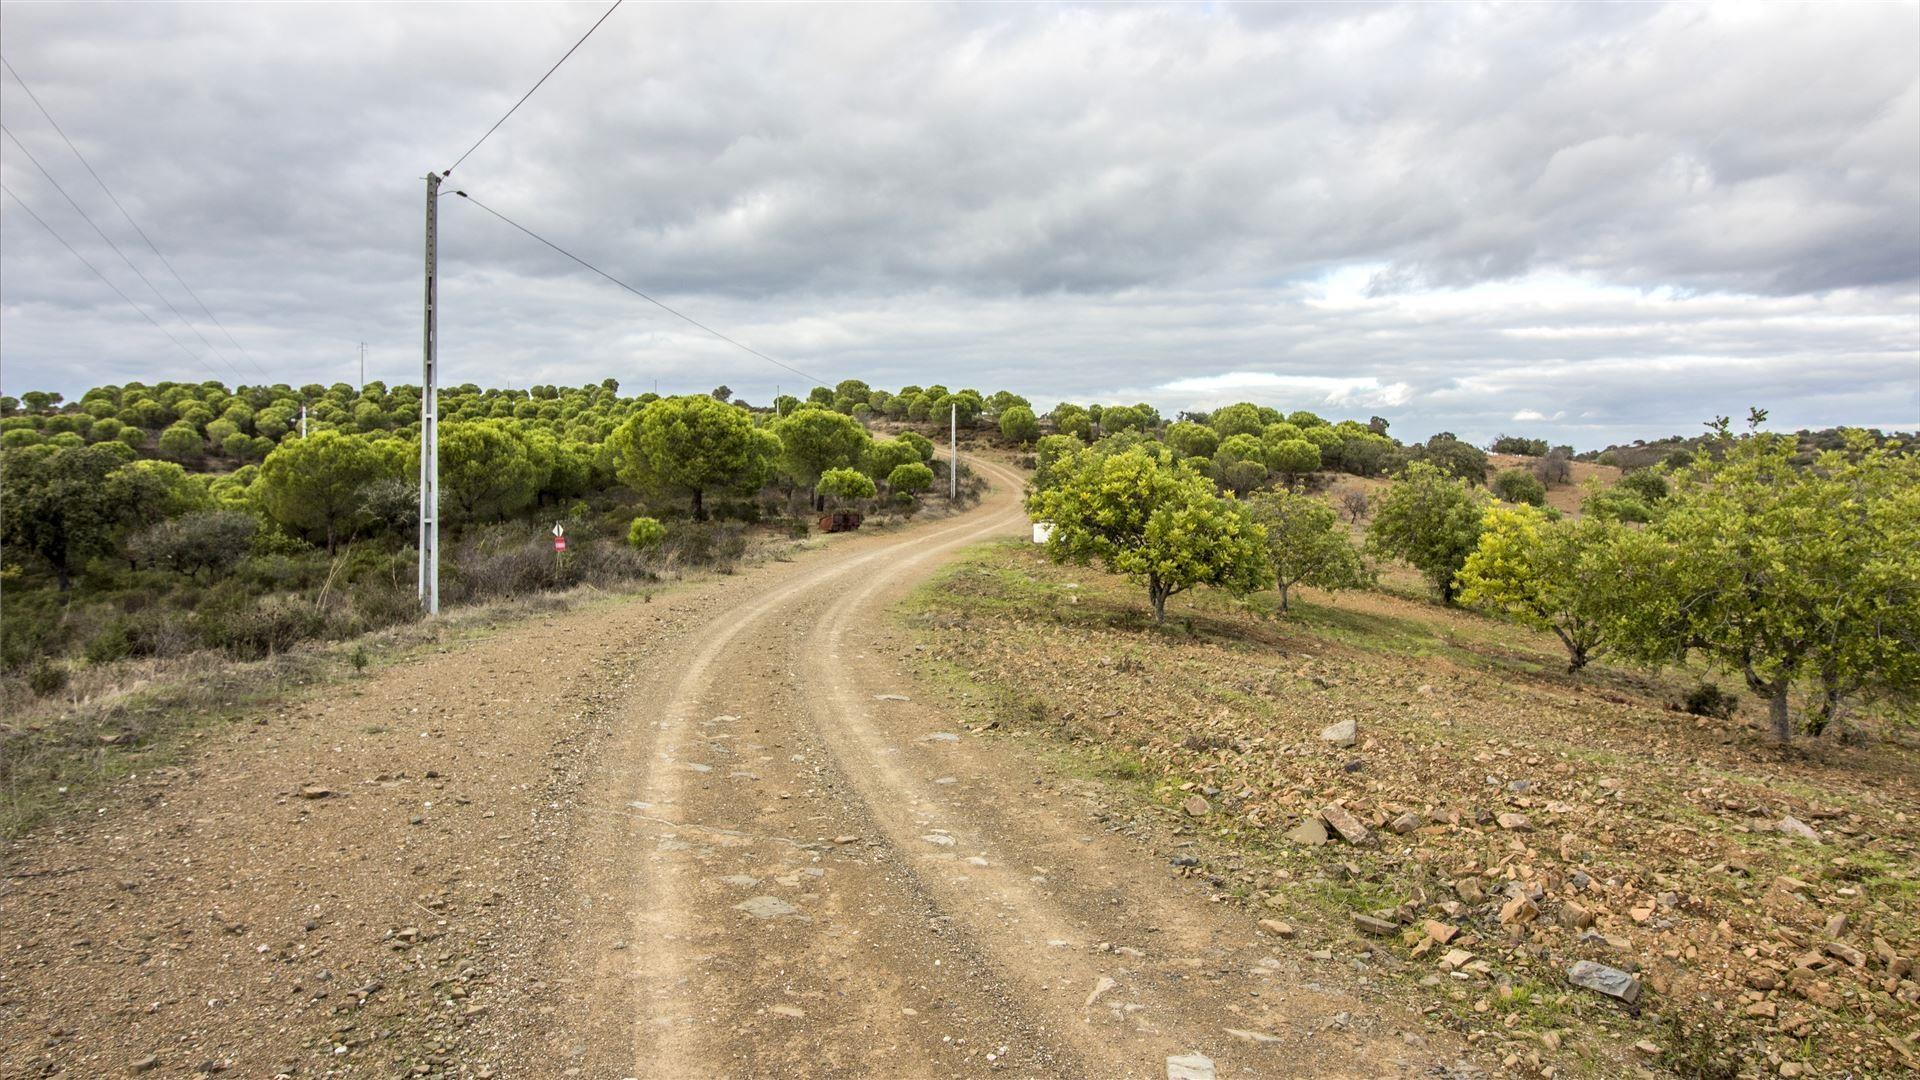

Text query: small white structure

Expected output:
[1032,521,1054,544]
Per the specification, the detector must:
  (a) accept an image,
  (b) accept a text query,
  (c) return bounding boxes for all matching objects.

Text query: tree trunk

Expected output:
[692,488,706,522]
[1149,573,1169,625]
[1767,683,1793,743]
[54,558,71,593]
[1566,645,1587,674]
[1277,582,1291,613]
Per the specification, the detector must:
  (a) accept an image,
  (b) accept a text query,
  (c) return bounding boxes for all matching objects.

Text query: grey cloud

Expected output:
[0,1,1914,448]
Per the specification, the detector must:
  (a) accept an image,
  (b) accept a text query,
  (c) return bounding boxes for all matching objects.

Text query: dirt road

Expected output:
[2,457,1463,1079]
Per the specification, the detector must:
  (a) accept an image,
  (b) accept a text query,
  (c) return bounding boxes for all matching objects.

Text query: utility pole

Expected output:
[359,341,366,389]
[299,403,308,438]
[949,401,958,500]
[419,172,441,616]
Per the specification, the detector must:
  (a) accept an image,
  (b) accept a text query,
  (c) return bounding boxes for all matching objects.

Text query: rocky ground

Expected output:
[901,540,1920,1078]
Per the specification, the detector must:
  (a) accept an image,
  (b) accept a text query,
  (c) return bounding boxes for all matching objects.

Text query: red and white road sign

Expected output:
[553,536,567,552]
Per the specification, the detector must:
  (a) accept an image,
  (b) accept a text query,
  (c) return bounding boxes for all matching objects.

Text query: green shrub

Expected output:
[1491,467,1547,506]
[197,596,332,660]
[1684,682,1740,721]
[27,659,69,697]
[627,516,667,550]
[1618,469,1670,503]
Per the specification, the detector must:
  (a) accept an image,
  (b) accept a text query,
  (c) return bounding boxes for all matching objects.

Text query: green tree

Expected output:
[439,421,539,523]
[1490,467,1548,506]
[818,466,877,505]
[1457,505,1619,672]
[256,430,384,552]
[1413,433,1489,485]
[1267,438,1321,490]
[773,407,871,510]
[157,422,204,464]
[1209,402,1266,438]
[887,461,935,497]
[1606,422,1920,741]
[998,405,1040,445]
[865,438,924,484]
[1164,421,1220,460]
[0,444,127,590]
[610,395,773,520]
[1248,489,1370,612]
[1368,461,1488,604]
[1029,446,1268,624]
[1050,403,1092,441]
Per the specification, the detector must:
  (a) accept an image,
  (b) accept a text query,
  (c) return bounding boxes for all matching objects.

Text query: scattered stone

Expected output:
[831,835,860,845]
[1182,795,1212,818]
[1166,1052,1216,1080]
[1318,719,1357,747]
[298,786,333,800]
[1319,803,1372,844]
[1389,812,1422,835]
[1284,818,1329,847]
[1567,960,1642,1004]
[132,1055,159,1073]
[1224,1028,1284,1044]
[1438,948,1475,973]
[1353,914,1398,936]
[1258,919,1296,939]
[1559,902,1595,930]
[1086,975,1117,1007]
[1498,895,1538,925]
[1824,941,1867,968]
[1496,813,1532,832]
[1776,816,1822,843]
[734,896,798,919]
[1423,920,1457,945]
[919,833,955,847]
[873,694,910,702]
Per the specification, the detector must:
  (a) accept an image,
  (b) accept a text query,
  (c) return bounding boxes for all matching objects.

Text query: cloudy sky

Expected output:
[1,1,1915,448]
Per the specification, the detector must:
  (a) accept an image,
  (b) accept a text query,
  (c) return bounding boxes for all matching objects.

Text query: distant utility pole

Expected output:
[299,403,308,438]
[949,401,958,500]
[419,172,442,616]
[359,341,366,389]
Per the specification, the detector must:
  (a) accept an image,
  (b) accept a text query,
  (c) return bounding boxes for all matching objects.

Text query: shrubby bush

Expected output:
[1491,467,1548,506]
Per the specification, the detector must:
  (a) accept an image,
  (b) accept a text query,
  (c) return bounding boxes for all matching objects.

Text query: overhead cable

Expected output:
[443,0,624,177]
[452,189,830,388]
[2,182,215,370]
[1,55,268,379]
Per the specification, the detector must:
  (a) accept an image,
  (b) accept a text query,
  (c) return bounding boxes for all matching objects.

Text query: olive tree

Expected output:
[1606,421,1920,741]
[1029,446,1268,624]
[1456,505,1620,672]
[1248,489,1370,612]
[1367,461,1488,604]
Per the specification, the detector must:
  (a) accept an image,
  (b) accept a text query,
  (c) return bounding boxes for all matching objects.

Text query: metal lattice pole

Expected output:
[949,402,957,500]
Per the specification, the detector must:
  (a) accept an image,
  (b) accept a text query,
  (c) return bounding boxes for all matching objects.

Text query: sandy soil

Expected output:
[1,457,1466,1079]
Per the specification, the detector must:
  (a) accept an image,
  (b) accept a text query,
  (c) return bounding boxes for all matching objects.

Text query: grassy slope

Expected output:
[898,538,1920,1078]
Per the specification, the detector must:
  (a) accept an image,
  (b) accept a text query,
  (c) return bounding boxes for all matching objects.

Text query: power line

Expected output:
[2,123,248,383]
[443,0,624,177]
[1,182,213,370]
[1,55,268,380]
[452,189,831,387]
